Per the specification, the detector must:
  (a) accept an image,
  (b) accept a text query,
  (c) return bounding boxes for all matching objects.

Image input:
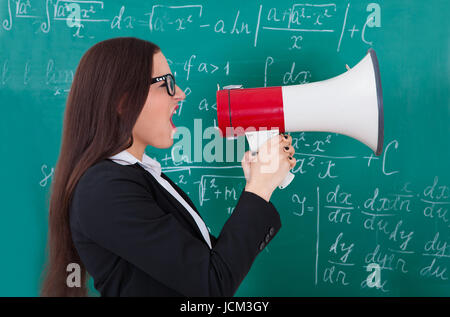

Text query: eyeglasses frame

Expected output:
[150,73,176,96]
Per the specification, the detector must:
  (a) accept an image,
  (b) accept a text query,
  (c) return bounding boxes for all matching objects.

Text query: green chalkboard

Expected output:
[0,0,449,297]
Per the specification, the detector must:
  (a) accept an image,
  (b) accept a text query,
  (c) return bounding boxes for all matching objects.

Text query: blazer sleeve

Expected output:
[71,166,282,297]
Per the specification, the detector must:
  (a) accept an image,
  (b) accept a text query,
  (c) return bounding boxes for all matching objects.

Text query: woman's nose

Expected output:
[175,84,186,100]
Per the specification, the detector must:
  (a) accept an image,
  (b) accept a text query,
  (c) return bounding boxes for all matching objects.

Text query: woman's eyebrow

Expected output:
[154,72,172,77]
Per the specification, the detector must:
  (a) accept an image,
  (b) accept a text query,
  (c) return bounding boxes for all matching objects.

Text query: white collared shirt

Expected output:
[108,150,212,249]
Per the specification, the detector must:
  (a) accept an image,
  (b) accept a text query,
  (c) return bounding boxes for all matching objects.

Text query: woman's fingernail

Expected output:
[284,146,289,151]
[288,156,293,160]
[284,134,289,139]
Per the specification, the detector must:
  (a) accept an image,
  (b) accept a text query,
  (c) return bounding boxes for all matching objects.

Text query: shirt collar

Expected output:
[108,149,162,176]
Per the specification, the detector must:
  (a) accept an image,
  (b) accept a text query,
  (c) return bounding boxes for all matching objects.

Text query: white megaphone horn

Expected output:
[216,48,384,189]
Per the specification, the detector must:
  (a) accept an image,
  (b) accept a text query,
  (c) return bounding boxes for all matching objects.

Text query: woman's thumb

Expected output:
[242,150,257,164]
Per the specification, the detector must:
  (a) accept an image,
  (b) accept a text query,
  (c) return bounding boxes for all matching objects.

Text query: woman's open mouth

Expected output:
[170,105,179,129]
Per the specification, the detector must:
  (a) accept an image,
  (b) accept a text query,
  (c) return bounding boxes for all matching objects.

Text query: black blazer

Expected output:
[69,159,282,297]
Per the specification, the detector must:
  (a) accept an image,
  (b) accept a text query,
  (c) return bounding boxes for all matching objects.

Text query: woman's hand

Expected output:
[241,150,256,183]
[242,133,297,202]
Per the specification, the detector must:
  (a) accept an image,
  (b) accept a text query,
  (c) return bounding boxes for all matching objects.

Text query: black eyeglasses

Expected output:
[151,73,176,96]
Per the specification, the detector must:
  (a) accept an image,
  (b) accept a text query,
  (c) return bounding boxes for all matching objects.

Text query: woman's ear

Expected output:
[117,93,128,116]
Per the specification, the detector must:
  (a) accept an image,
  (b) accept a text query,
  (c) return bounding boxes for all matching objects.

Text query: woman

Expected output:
[40,37,296,297]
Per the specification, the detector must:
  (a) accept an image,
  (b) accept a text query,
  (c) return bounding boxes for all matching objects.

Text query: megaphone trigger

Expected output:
[278,172,295,189]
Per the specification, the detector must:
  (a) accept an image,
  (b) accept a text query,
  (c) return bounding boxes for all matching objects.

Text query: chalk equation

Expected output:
[1,1,381,50]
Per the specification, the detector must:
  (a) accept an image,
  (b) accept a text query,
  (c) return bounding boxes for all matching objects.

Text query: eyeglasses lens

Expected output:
[168,75,175,96]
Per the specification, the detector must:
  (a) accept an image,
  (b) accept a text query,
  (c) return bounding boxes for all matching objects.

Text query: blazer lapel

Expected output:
[134,164,208,244]
[160,173,200,216]
[161,173,217,247]
[158,173,208,237]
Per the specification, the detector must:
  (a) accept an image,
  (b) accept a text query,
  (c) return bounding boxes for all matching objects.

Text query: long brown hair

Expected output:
[40,37,160,296]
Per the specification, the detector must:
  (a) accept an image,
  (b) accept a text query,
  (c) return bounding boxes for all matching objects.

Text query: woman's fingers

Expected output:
[280,133,296,169]
[282,144,295,156]
[288,155,297,169]
[280,133,292,145]
[280,134,295,156]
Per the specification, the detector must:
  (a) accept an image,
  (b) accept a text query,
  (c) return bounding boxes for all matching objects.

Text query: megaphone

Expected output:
[216,48,383,189]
